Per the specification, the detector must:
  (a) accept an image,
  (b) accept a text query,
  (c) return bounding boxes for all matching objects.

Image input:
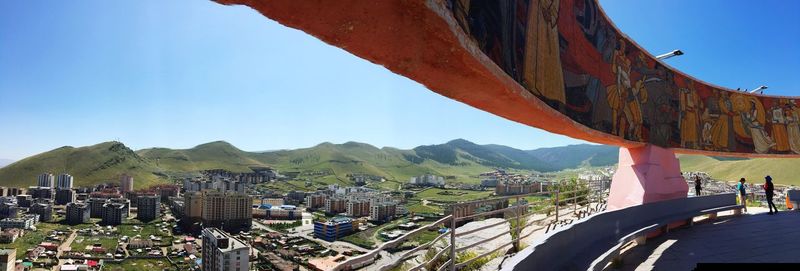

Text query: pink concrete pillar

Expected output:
[607,145,688,210]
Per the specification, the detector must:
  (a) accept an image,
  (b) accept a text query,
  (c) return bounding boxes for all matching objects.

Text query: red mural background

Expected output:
[448,0,799,155]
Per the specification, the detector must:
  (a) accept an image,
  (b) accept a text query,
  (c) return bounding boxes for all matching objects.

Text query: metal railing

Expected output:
[695,179,791,208]
[332,215,454,271]
[375,186,608,271]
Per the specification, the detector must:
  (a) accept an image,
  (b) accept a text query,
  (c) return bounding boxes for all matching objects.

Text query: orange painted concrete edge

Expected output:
[213,0,799,158]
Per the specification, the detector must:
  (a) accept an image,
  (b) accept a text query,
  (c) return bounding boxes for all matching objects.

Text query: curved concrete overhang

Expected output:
[216,0,798,158]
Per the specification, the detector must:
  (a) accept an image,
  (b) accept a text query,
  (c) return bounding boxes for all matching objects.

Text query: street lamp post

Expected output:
[748,85,768,94]
[656,49,684,60]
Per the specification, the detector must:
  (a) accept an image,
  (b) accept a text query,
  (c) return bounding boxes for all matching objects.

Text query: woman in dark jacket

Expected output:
[764,176,778,215]
[694,176,702,196]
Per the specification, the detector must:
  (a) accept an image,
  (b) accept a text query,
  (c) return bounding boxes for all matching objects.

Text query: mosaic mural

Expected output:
[448,0,798,154]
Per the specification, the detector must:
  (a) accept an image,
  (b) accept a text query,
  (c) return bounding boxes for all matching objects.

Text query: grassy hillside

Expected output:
[249,141,495,186]
[526,144,618,169]
[678,155,800,186]
[0,142,167,189]
[0,139,625,190]
[414,139,556,171]
[138,141,268,173]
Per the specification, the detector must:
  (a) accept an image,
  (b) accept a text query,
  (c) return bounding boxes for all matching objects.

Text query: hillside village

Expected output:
[0,140,799,270]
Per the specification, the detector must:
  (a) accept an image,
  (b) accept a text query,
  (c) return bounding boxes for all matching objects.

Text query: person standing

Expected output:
[764,176,778,215]
[737,178,748,212]
[695,176,703,196]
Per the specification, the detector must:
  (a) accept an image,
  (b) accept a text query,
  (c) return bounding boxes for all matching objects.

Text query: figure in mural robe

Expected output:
[786,101,800,154]
[701,108,714,147]
[523,0,565,104]
[731,93,753,143]
[640,63,675,146]
[743,101,776,154]
[709,91,733,150]
[651,96,674,146]
[770,103,789,151]
[623,80,646,140]
[453,0,526,84]
[606,39,632,138]
[621,52,649,141]
[679,81,701,148]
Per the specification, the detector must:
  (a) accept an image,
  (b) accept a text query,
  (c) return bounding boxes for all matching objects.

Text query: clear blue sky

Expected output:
[0,1,797,160]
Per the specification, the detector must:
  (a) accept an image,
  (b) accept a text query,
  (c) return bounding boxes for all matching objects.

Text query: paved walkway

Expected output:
[53,230,78,271]
[616,207,800,270]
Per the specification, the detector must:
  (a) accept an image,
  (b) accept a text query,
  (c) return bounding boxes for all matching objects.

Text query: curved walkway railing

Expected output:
[332,215,454,271]
[501,193,741,271]
[334,185,608,271]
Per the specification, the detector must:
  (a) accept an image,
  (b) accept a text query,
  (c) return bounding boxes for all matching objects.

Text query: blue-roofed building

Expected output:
[313,217,353,241]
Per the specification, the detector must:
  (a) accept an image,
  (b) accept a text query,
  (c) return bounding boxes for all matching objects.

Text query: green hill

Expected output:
[138,139,611,189]
[526,144,619,169]
[413,139,556,171]
[138,141,268,173]
[6,139,799,189]
[0,139,620,190]
[0,142,167,189]
[678,155,800,186]
[252,141,502,187]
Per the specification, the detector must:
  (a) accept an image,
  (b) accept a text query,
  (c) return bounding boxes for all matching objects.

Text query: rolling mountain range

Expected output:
[3,139,796,189]
[0,140,618,189]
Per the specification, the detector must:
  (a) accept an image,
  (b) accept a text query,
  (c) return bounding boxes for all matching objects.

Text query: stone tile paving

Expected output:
[615,207,800,271]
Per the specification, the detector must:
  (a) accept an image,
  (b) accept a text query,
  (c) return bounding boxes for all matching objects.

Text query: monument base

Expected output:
[607,145,688,210]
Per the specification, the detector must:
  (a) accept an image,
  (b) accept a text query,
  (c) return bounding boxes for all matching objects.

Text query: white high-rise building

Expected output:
[120,174,134,192]
[37,173,54,188]
[56,173,73,189]
[201,228,250,271]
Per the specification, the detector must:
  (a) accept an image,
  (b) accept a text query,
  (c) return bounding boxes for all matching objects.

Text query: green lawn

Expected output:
[367,180,403,191]
[415,188,493,203]
[102,259,174,271]
[70,236,119,253]
[340,219,405,249]
[267,221,302,233]
[118,218,171,238]
[340,234,375,249]
[406,201,443,214]
[399,229,441,251]
[287,180,315,190]
[63,219,100,230]
[0,222,67,254]
[257,180,316,194]
[517,195,550,210]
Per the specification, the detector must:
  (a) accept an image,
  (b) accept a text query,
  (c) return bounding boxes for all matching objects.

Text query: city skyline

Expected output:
[1,0,798,160]
[0,1,796,270]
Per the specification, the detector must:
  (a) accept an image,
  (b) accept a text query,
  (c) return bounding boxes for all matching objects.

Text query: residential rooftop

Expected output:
[206,228,248,252]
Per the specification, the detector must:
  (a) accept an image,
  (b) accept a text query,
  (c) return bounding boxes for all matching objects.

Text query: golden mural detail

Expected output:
[786,100,800,154]
[708,91,733,150]
[607,39,631,138]
[679,80,701,149]
[771,99,790,151]
[523,0,564,104]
